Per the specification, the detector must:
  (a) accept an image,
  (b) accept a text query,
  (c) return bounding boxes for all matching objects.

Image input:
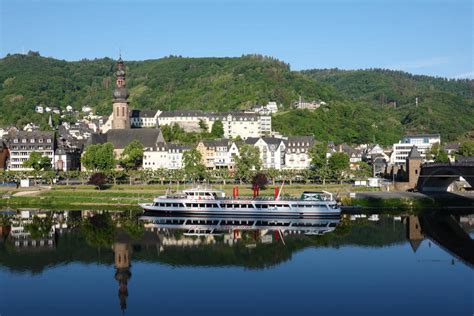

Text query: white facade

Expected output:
[6,131,55,171]
[391,134,441,164]
[130,110,161,128]
[143,144,191,170]
[157,111,271,140]
[284,136,315,170]
[247,137,286,170]
[252,101,278,115]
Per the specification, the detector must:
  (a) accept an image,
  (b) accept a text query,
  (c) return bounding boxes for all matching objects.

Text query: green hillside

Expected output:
[303,68,474,141]
[0,52,472,144]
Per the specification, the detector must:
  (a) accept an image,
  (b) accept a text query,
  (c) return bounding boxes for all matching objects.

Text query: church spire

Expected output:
[111,56,130,129]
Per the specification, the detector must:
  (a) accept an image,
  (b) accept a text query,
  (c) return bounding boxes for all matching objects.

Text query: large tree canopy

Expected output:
[81,143,116,171]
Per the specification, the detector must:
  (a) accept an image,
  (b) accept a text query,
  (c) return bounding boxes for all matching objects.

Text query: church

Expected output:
[88,57,164,156]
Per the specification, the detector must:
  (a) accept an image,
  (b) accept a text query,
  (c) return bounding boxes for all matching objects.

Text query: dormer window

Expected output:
[39,139,43,143]
[22,139,26,143]
[30,139,35,143]
[46,139,52,143]
[13,139,18,143]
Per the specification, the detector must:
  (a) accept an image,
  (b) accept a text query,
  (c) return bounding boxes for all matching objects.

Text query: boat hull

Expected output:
[139,198,340,218]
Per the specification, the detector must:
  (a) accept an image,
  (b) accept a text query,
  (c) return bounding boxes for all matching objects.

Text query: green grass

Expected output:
[1,183,379,209]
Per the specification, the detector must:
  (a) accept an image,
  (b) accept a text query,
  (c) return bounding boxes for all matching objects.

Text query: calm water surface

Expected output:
[0,209,472,316]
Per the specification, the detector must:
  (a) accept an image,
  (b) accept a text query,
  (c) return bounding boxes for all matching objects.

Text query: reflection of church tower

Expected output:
[113,242,132,313]
[406,215,424,252]
[111,57,130,130]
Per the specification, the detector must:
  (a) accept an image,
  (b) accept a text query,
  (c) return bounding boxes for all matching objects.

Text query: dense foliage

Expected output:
[81,143,115,171]
[1,53,472,144]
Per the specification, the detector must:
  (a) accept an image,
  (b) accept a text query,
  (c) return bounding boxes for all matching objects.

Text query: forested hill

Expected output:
[0,53,472,144]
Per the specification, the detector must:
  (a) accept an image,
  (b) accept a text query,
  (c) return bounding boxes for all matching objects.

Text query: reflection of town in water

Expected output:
[0,208,473,313]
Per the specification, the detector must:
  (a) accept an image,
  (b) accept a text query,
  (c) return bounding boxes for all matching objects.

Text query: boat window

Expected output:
[205,192,211,196]
[173,203,179,207]
[199,204,205,208]
[192,203,198,208]
[261,204,268,209]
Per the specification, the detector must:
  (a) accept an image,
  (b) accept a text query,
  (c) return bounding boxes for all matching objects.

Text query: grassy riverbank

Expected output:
[1,184,472,211]
[0,183,376,210]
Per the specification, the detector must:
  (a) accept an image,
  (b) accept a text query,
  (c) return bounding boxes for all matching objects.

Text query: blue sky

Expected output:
[1,0,472,78]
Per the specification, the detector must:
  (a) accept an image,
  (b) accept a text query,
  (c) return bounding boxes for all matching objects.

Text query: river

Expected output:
[0,208,472,316]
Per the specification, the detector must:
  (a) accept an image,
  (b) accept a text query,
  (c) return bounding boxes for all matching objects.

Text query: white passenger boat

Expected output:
[139,186,340,218]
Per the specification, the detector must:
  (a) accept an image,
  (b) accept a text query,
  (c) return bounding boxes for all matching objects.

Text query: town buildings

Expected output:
[157,110,271,139]
[130,109,161,128]
[5,131,55,171]
[391,134,441,165]
[284,136,315,170]
[245,137,286,170]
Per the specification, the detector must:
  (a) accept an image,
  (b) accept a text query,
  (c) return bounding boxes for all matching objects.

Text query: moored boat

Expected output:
[139,185,340,218]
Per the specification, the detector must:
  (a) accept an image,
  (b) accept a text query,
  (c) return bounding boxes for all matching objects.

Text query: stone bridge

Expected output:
[417,162,474,192]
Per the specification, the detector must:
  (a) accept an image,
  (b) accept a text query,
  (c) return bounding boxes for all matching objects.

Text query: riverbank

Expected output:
[0,184,472,211]
[0,183,370,210]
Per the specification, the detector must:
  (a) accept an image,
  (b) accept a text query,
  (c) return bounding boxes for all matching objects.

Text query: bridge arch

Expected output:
[417,163,474,192]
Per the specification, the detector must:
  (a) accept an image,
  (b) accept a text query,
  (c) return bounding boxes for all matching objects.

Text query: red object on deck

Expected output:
[274,187,280,199]
[274,230,279,241]
[233,186,238,199]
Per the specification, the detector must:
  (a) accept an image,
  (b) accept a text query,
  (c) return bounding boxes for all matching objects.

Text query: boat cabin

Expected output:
[301,191,333,201]
[182,188,226,200]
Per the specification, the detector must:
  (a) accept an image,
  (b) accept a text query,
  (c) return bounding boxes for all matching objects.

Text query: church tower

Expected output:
[113,242,132,313]
[111,57,130,129]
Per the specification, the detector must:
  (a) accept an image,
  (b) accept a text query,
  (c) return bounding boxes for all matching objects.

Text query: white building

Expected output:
[252,101,278,115]
[143,143,192,170]
[82,106,93,113]
[284,136,315,169]
[391,134,441,164]
[130,109,161,128]
[294,97,326,110]
[6,131,56,171]
[196,139,240,170]
[157,110,271,139]
[245,137,286,170]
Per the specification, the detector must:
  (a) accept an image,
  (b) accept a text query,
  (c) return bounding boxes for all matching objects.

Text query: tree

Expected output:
[198,119,208,133]
[427,143,449,163]
[328,152,350,184]
[182,149,207,181]
[266,168,280,185]
[210,120,224,138]
[81,143,115,171]
[308,142,330,184]
[353,161,372,179]
[119,140,144,170]
[234,145,262,184]
[252,172,268,190]
[23,152,52,171]
[88,172,108,190]
[457,140,474,157]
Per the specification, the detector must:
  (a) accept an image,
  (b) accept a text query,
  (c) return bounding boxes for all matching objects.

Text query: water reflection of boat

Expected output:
[139,213,341,236]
